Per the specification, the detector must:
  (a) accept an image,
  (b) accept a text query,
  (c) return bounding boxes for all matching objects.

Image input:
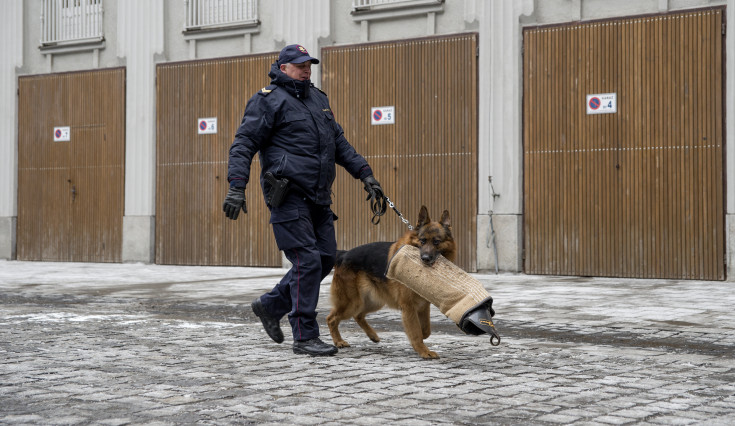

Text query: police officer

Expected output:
[223,44,383,356]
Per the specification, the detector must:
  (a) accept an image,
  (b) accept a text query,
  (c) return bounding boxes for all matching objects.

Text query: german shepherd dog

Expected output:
[327,206,456,359]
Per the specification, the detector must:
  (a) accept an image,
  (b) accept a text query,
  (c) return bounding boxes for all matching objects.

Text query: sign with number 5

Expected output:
[371,106,395,125]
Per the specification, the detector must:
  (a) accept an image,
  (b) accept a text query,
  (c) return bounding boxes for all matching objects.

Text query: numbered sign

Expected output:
[53,126,71,142]
[371,106,395,125]
[198,117,217,134]
[586,93,617,114]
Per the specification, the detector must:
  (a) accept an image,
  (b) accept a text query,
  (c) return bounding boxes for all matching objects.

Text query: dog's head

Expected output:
[411,205,456,266]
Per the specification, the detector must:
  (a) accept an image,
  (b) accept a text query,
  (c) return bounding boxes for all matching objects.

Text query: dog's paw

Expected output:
[368,335,380,343]
[420,350,440,360]
[335,340,351,348]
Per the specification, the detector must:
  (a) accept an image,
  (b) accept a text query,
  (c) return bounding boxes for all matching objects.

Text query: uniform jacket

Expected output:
[227,62,373,206]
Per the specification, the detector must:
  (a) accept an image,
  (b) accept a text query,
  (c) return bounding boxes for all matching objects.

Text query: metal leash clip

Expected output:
[385,196,413,230]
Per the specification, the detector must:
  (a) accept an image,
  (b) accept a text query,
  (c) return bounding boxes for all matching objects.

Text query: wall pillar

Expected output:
[273,0,330,98]
[118,0,164,263]
[726,1,735,280]
[272,0,331,267]
[0,2,22,260]
[474,0,534,272]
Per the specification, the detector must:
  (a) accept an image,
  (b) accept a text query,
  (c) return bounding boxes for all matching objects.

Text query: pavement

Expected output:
[1,259,734,425]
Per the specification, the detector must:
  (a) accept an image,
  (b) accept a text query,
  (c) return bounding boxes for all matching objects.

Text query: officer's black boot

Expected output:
[293,337,338,356]
[251,298,284,344]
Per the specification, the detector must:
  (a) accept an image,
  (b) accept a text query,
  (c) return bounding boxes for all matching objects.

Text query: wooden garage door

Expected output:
[322,34,478,271]
[523,9,725,279]
[17,68,126,262]
[156,53,280,266]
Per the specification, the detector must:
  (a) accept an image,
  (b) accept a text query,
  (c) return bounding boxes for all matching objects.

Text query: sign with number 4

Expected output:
[586,93,617,115]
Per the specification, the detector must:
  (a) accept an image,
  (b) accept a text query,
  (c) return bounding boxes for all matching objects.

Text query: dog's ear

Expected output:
[417,205,431,228]
[440,210,451,230]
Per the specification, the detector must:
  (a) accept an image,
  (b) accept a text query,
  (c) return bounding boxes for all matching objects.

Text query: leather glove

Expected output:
[361,175,384,202]
[223,187,247,220]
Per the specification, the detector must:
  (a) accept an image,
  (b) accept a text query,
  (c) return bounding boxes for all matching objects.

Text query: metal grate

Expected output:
[41,0,104,46]
[185,0,257,30]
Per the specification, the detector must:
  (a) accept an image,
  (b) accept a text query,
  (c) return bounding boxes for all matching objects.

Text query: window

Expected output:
[185,0,258,31]
[352,0,443,12]
[351,0,444,22]
[41,0,104,46]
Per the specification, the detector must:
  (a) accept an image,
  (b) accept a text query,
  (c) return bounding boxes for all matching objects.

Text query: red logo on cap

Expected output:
[298,45,308,54]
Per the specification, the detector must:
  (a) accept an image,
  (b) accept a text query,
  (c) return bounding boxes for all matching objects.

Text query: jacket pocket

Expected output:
[274,154,287,176]
[322,109,334,121]
[284,111,307,123]
[280,112,307,141]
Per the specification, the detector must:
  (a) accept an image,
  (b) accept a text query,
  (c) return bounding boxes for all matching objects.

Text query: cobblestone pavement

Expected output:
[1,261,734,425]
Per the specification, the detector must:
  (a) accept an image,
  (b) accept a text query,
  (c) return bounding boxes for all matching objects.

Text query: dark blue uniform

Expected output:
[228,62,373,341]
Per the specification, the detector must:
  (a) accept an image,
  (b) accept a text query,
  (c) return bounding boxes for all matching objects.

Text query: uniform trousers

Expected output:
[259,193,337,341]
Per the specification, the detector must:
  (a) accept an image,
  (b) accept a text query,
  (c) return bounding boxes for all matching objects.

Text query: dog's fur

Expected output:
[327,206,456,359]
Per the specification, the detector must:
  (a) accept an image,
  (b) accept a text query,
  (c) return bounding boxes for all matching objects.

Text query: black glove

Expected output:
[223,187,247,220]
[362,175,387,225]
[361,175,384,202]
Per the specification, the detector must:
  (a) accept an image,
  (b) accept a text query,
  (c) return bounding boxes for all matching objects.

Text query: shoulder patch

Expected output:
[258,86,277,96]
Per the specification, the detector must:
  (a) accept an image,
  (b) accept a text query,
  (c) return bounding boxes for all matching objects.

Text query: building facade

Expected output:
[1,0,733,280]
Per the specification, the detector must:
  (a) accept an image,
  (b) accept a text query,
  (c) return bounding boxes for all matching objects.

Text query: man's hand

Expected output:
[223,187,247,220]
[361,175,384,202]
[362,175,386,225]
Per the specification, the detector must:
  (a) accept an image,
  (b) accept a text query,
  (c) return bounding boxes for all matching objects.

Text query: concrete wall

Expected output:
[474,1,532,273]
[726,3,735,279]
[0,2,22,260]
[117,1,164,263]
[1,0,733,280]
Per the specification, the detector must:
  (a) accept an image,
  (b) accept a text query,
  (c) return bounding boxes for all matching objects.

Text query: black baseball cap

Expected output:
[278,44,320,65]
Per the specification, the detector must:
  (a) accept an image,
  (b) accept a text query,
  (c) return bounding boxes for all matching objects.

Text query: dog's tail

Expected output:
[335,250,348,267]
